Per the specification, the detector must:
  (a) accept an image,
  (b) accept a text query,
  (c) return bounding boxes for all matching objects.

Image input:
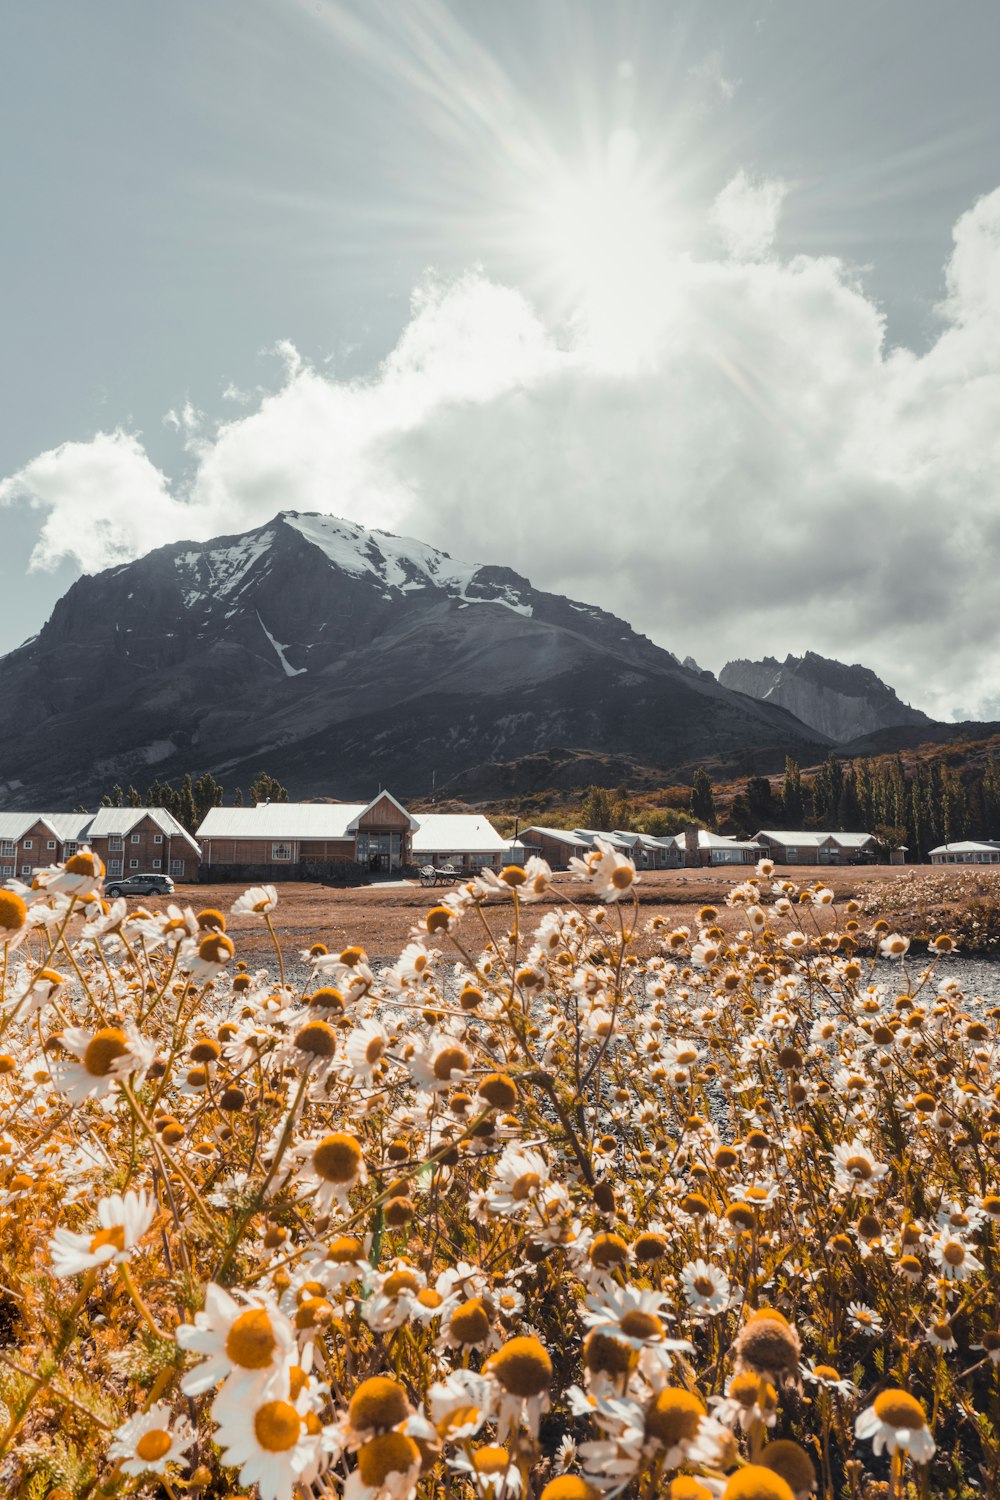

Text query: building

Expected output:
[0,807,199,883]
[197,794,511,879]
[611,831,684,869]
[929,840,1000,865]
[411,814,511,872]
[669,828,761,866]
[197,794,416,878]
[518,827,595,868]
[85,808,202,882]
[754,830,880,864]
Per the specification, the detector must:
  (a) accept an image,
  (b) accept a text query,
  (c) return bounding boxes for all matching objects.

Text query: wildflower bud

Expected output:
[592,1180,616,1213]
[197,908,227,932]
[349,1376,411,1433]
[721,1466,795,1500]
[384,1196,416,1227]
[541,1478,602,1500]
[589,1232,629,1268]
[485,1335,552,1396]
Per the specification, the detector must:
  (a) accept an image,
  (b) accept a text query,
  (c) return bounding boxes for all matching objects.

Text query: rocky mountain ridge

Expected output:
[719,651,931,743]
[0,512,830,806]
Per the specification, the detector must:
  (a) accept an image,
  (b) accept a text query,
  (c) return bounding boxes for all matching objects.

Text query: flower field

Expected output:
[0,846,998,1500]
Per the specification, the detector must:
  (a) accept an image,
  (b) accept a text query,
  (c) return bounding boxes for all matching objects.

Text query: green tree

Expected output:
[233,786,245,808]
[193,772,225,827]
[180,773,198,833]
[580,786,613,830]
[781,757,803,826]
[249,772,289,806]
[690,768,716,828]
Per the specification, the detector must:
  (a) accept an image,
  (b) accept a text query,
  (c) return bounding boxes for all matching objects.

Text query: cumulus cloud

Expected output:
[710,170,789,259]
[4,181,1000,720]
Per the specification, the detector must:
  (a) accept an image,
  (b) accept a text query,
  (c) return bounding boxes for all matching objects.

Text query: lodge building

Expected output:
[0,808,200,882]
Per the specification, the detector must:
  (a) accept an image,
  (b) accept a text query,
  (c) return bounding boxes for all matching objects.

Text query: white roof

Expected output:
[519,826,591,849]
[88,806,201,854]
[0,807,199,855]
[411,814,507,854]
[44,813,96,842]
[930,840,1000,854]
[198,803,367,840]
[756,829,874,848]
[572,829,633,851]
[0,812,55,840]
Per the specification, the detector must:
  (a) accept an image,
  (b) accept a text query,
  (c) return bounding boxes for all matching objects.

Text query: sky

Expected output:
[2,0,1000,721]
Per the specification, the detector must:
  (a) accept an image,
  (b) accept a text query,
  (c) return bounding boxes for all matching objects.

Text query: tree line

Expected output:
[99,771,289,834]
[696,752,1000,860]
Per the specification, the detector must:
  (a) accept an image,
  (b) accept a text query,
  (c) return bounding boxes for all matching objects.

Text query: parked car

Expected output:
[104,872,175,898]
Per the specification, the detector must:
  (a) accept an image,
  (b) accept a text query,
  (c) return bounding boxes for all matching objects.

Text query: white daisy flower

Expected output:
[49,1189,156,1277]
[107,1402,196,1476]
[176,1283,296,1398]
[855,1389,936,1463]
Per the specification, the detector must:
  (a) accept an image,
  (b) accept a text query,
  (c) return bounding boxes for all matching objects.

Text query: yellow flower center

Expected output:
[0,891,27,933]
[942,1242,965,1266]
[619,1309,663,1340]
[511,1171,542,1201]
[486,1336,552,1397]
[253,1400,300,1453]
[312,1133,363,1182]
[225,1309,278,1370]
[449,1297,492,1345]
[873,1390,927,1430]
[645,1387,705,1447]
[474,1446,511,1476]
[433,1046,469,1081]
[844,1155,873,1180]
[611,866,634,890]
[135,1428,173,1462]
[83,1028,128,1077]
[693,1276,716,1297]
[349,1376,411,1432]
[721,1465,795,1500]
[295,1021,338,1058]
[357,1432,420,1487]
[89,1224,126,1255]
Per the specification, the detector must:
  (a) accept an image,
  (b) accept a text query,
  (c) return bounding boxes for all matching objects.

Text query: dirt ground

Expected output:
[149,864,931,966]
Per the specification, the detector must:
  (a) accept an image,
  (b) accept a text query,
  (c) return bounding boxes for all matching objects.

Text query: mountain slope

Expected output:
[0,512,831,806]
[718,651,931,743]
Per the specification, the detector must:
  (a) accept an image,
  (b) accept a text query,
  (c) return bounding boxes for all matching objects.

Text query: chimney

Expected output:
[682,823,701,868]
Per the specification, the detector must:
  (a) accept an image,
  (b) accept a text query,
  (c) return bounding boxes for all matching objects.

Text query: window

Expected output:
[0,841,14,857]
[108,836,124,852]
[170,859,185,876]
[152,858,162,869]
[0,865,13,877]
[271,843,293,861]
[154,834,163,844]
[23,840,32,850]
[129,858,139,869]
[47,839,56,850]
[64,842,78,856]
[20,864,30,876]
[107,858,124,877]
[131,833,141,844]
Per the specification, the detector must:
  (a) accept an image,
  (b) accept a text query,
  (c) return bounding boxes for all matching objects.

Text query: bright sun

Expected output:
[519,128,675,367]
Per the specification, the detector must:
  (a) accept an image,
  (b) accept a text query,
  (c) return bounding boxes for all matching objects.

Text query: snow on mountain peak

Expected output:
[283,512,533,615]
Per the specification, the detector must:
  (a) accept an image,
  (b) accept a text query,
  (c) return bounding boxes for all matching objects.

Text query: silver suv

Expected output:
[105,872,175,898]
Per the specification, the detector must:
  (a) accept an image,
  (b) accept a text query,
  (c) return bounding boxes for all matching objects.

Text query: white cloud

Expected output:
[4,184,1000,721]
[710,170,789,259]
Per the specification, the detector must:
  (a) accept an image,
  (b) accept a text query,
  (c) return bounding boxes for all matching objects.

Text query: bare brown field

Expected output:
[149,863,950,964]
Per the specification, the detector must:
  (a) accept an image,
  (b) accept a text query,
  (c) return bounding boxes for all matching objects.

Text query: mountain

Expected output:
[718,651,931,744]
[0,512,832,807]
